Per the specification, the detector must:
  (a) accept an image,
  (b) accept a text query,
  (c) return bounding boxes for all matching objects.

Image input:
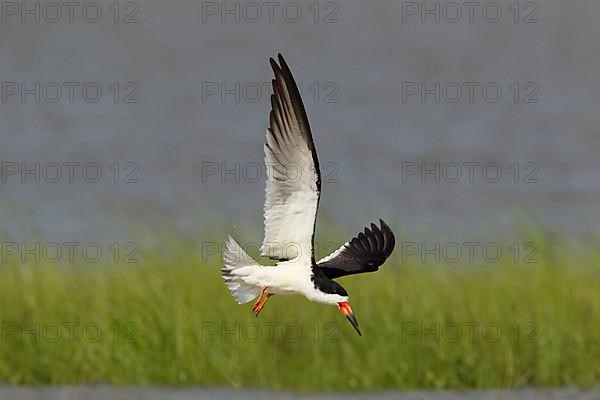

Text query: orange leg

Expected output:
[254,293,274,317]
[252,286,268,312]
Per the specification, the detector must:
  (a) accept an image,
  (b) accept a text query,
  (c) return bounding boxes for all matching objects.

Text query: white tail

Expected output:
[221,236,261,304]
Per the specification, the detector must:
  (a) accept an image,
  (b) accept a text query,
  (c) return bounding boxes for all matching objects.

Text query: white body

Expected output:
[222,236,347,305]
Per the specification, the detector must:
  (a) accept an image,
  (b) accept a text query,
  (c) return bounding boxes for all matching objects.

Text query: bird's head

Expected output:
[311,272,362,335]
[338,301,361,336]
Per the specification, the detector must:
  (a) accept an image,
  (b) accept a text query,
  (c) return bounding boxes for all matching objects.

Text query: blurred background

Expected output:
[1,0,599,245]
[1,0,600,398]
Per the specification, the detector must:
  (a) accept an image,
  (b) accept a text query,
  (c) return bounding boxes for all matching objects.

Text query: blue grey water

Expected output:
[1,0,599,248]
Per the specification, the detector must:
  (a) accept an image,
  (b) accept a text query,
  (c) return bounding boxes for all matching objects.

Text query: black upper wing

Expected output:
[316,219,395,279]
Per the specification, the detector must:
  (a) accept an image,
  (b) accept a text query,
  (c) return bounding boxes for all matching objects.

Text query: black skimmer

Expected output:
[222,54,395,336]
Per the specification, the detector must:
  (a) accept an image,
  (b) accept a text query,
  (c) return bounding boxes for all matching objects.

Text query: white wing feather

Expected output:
[261,55,321,266]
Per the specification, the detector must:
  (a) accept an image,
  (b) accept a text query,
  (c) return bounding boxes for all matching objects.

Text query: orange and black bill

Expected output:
[338,301,361,336]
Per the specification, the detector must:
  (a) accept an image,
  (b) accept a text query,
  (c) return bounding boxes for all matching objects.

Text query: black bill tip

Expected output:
[345,312,362,336]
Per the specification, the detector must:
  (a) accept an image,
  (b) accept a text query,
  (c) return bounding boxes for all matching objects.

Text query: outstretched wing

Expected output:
[261,54,321,264]
[316,220,395,279]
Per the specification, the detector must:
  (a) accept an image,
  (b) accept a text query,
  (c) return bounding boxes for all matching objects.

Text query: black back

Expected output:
[310,267,348,296]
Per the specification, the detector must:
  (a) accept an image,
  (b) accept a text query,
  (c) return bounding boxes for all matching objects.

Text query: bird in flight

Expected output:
[222,54,395,336]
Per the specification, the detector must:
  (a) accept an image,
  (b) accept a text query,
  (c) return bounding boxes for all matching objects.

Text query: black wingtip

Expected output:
[378,219,395,256]
[269,57,280,74]
[379,219,392,234]
[270,54,287,70]
[277,54,294,79]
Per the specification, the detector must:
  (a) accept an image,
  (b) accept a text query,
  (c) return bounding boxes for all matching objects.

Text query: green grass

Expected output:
[0,232,598,390]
